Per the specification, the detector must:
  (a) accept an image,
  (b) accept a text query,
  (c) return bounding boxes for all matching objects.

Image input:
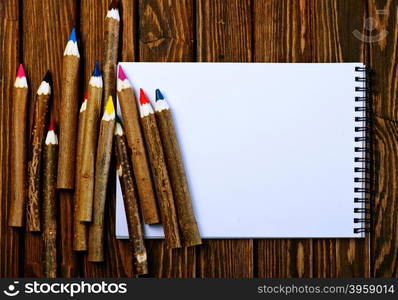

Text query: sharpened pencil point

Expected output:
[49,119,56,131]
[109,0,118,10]
[139,88,150,105]
[105,96,115,115]
[69,28,77,42]
[43,70,52,85]
[118,65,127,80]
[155,89,164,101]
[83,91,88,101]
[17,64,25,78]
[92,61,101,76]
[115,115,122,124]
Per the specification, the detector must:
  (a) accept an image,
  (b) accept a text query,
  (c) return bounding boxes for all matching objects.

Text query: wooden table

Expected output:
[0,0,397,278]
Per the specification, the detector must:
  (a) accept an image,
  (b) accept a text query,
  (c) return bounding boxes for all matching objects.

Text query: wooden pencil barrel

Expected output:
[27,93,51,232]
[115,129,148,275]
[155,109,201,247]
[141,114,181,248]
[88,118,115,262]
[102,17,119,109]
[78,86,102,222]
[118,89,159,224]
[57,55,79,189]
[42,141,58,278]
[73,101,88,250]
[9,87,28,227]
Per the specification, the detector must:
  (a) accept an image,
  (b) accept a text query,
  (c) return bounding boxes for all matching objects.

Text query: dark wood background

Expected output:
[0,0,397,278]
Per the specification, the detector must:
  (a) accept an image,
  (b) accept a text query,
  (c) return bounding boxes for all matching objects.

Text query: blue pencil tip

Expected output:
[69,28,77,42]
[92,61,101,76]
[155,89,164,101]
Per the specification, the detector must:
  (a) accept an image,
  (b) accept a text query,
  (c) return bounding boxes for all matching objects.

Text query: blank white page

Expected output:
[116,62,366,238]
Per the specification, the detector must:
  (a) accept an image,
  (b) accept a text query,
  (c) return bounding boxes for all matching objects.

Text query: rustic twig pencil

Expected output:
[114,120,148,274]
[88,96,115,262]
[117,66,159,224]
[58,28,80,189]
[42,120,58,278]
[78,61,103,222]
[139,89,181,248]
[26,71,52,232]
[73,92,88,250]
[154,89,201,247]
[9,64,29,227]
[102,0,120,110]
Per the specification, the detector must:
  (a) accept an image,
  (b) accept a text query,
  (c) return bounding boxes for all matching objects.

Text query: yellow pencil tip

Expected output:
[105,96,114,114]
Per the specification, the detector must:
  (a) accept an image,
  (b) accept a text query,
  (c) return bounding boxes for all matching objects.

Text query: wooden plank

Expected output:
[0,0,22,277]
[139,0,196,278]
[80,0,132,277]
[368,0,398,278]
[372,116,398,277]
[310,0,370,277]
[253,0,312,278]
[368,0,398,121]
[196,0,253,278]
[22,0,78,277]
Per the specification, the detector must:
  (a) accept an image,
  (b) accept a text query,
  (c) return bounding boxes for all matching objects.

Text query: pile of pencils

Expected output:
[8,0,201,278]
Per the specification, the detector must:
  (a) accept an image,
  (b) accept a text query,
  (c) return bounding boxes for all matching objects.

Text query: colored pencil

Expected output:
[73,92,88,250]
[26,71,52,232]
[78,61,103,222]
[139,89,181,248]
[9,64,29,227]
[58,28,80,189]
[102,0,120,110]
[88,96,115,262]
[117,66,159,224]
[114,120,148,274]
[42,120,58,278]
[154,89,201,247]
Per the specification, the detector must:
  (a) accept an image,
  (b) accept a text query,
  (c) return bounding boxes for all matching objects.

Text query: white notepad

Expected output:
[116,62,368,239]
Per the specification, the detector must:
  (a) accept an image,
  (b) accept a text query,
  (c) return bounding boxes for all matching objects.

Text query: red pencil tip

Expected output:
[118,65,127,80]
[49,119,56,131]
[139,88,150,105]
[83,91,88,101]
[17,64,25,78]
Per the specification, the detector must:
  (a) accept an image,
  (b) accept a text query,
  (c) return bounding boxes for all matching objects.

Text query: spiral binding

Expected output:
[354,66,371,234]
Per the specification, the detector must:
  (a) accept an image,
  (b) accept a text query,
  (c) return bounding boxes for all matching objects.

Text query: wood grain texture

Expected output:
[372,116,398,277]
[0,0,22,277]
[196,0,253,278]
[253,0,312,278]
[310,0,370,277]
[368,0,398,277]
[368,0,398,121]
[22,0,78,277]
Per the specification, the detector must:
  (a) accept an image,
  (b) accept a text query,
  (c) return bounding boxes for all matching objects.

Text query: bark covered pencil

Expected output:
[102,0,120,110]
[9,64,29,227]
[154,89,201,247]
[117,66,159,224]
[88,96,115,262]
[139,89,181,248]
[58,28,80,189]
[27,71,52,232]
[73,92,88,250]
[78,61,103,222]
[114,120,148,275]
[42,120,58,278]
